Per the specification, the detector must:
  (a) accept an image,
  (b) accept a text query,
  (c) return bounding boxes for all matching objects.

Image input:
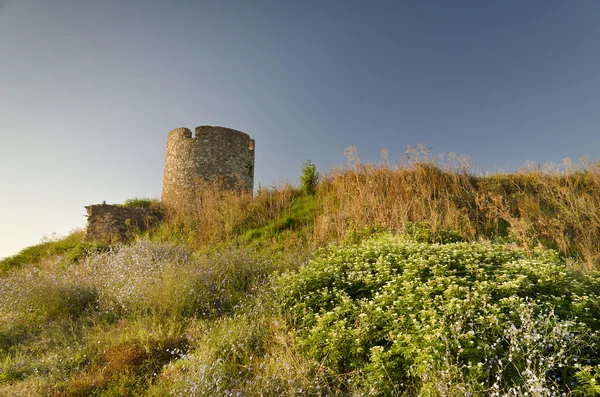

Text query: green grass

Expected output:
[1,231,82,272]
[241,194,318,247]
[0,230,110,273]
[121,197,163,209]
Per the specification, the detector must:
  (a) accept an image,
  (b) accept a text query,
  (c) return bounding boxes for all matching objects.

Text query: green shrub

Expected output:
[278,233,600,395]
[0,355,29,384]
[163,315,268,396]
[0,321,29,354]
[122,197,155,209]
[59,241,109,267]
[574,365,600,396]
[404,222,465,244]
[300,160,319,196]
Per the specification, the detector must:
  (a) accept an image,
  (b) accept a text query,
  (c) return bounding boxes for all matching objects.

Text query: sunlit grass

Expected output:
[0,230,87,273]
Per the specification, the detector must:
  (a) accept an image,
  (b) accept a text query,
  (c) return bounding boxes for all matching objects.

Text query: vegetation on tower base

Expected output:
[2,148,600,396]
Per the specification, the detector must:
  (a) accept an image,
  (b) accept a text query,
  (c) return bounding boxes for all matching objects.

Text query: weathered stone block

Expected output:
[84,204,164,243]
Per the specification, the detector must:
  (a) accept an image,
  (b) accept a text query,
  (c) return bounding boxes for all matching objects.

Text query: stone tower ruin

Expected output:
[162,126,255,209]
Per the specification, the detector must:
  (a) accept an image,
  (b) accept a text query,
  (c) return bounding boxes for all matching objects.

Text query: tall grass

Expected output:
[315,146,479,245]
[315,145,600,270]
[149,179,300,249]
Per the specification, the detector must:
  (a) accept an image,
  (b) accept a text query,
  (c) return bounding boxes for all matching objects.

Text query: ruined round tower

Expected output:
[161,126,255,209]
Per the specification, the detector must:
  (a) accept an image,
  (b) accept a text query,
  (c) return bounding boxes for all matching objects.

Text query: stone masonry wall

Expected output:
[161,125,255,209]
[84,204,164,243]
[161,128,202,208]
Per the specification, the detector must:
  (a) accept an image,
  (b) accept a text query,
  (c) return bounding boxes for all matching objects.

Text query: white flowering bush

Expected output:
[75,240,194,317]
[278,233,600,396]
[0,265,97,323]
[76,239,284,318]
[0,239,303,394]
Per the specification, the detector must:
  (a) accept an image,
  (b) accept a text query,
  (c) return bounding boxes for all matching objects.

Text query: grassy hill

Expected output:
[1,150,599,396]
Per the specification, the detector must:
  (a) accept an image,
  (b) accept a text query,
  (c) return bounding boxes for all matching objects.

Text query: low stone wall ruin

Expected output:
[84,204,164,243]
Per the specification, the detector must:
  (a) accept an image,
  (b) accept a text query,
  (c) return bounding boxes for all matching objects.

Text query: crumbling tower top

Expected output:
[161,126,255,209]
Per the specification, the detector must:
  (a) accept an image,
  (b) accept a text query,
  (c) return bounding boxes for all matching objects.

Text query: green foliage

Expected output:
[35,285,98,321]
[157,303,331,397]
[344,224,386,245]
[59,241,109,267]
[0,353,29,384]
[0,240,309,395]
[278,233,600,395]
[300,160,319,196]
[162,315,269,395]
[404,222,465,244]
[0,230,110,273]
[121,197,156,209]
[575,365,600,396]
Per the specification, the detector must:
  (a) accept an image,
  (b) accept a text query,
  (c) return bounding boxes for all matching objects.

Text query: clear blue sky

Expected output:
[1,0,599,258]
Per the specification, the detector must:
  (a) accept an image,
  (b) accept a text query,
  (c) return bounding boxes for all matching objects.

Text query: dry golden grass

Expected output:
[314,146,600,270]
[152,179,298,249]
[151,147,600,270]
[315,146,479,245]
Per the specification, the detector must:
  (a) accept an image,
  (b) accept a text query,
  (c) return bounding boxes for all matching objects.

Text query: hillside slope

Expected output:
[1,153,600,396]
